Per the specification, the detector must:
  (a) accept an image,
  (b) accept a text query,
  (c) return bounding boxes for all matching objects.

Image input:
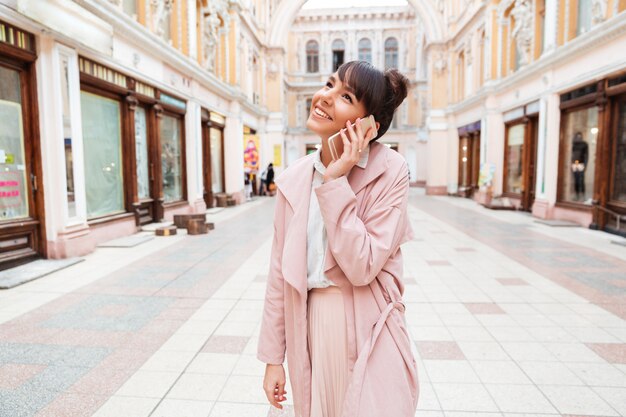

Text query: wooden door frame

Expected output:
[201,110,213,208]
[157,106,187,214]
[0,41,47,267]
[604,92,626,229]
[521,115,539,211]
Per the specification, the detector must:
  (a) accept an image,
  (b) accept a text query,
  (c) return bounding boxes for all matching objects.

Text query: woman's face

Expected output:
[306,72,368,139]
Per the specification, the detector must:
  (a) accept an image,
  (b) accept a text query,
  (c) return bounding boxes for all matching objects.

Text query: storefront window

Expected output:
[505,124,525,194]
[561,106,598,204]
[135,107,150,199]
[0,66,29,220]
[160,114,183,202]
[210,127,224,194]
[613,101,626,202]
[459,137,470,187]
[80,91,125,218]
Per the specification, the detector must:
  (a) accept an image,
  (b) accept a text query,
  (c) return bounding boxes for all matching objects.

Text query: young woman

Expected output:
[258,61,418,417]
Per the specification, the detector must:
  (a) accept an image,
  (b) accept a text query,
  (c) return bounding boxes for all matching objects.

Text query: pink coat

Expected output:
[258,142,419,417]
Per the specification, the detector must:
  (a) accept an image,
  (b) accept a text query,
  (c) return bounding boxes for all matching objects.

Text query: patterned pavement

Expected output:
[0,190,625,417]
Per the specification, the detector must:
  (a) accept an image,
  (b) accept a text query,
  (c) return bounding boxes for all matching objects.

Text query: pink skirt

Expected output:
[307,286,350,417]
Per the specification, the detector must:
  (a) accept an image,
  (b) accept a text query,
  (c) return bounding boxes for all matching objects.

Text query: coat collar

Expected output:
[275,142,390,296]
[276,142,388,212]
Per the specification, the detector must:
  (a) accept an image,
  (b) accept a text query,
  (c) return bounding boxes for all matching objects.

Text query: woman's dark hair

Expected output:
[337,60,409,141]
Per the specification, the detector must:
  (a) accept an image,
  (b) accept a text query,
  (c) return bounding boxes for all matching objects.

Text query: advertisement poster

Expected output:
[273,144,282,167]
[243,134,260,172]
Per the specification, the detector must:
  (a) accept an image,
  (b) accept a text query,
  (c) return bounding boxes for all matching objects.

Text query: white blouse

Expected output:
[306,146,370,290]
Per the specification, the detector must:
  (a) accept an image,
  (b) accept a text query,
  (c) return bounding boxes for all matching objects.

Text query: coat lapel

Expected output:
[275,154,315,296]
[275,143,390,294]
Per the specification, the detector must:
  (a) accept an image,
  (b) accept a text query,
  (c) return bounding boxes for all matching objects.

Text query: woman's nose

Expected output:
[319,91,333,106]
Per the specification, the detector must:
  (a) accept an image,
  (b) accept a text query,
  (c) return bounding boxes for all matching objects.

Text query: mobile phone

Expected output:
[328,115,377,161]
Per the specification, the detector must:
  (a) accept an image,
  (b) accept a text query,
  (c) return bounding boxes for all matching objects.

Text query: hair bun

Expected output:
[384,68,409,109]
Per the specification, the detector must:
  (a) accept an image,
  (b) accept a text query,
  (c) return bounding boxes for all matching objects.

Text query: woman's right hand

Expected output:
[263,364,287,409]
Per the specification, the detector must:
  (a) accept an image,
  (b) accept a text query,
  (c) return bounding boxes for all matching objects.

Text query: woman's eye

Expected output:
[343,94,353,103]
[325,82,332,88]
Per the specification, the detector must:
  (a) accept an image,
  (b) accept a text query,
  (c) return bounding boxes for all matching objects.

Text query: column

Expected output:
[224,100,244,197]
[185,101,205,212]
[543,0,558,54]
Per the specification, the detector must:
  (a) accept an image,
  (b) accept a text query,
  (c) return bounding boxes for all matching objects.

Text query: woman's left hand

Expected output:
[324,118,374,183]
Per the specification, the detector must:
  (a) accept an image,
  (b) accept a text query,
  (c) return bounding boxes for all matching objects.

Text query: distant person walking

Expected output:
[258,61,418,417]
[260,163,275,196]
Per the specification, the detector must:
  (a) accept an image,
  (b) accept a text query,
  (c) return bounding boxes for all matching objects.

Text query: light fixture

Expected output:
[590,127,598,135]
[462,157,467,162]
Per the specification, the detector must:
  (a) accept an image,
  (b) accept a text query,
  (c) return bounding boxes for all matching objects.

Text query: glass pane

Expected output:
[59,55,76,218]
[459,137,470,187]
[160,114,183,202]
[0,67,29,220]
[577,0,592,35]
[506,124,525,194]
[0,66,21,104]
[561,107,598,204]
[80,91,125,218]
[613,101,626,202]
[123,0,137,17]
[135,107,150,199]
[210,127,223,194]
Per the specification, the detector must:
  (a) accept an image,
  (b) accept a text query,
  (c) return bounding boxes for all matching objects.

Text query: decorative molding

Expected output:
[510,0,533,66]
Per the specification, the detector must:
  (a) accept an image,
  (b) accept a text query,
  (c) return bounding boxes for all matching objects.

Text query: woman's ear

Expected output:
[375,122,380,131]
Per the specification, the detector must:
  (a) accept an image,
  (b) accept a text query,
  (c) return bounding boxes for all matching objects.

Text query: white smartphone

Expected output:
[328,115,378,161]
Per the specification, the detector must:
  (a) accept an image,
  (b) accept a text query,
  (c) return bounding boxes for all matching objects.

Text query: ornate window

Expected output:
[306,40,319,73]
[577,0,593,35]
[332,39,345,71]
[384,37,398,69]
[358,38,372,63]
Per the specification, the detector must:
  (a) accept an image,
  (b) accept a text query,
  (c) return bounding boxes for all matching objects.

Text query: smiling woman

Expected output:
[259,61,417,417]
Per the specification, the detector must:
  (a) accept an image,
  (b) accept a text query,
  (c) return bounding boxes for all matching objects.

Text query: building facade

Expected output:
[283,5,429,185]
[435,0,626,235]
[0,0,277,269]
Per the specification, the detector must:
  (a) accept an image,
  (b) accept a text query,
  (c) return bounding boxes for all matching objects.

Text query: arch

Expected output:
[269,0,444,48]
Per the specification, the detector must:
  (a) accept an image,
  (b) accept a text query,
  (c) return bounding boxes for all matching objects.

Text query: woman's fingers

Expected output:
[264,383,282,409]
[354,117,368,151]
[345,119,359,161]
[340,128,351,158]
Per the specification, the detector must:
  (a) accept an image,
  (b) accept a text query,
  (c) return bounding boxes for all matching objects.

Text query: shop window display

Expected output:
[505,124,525,194]
[561,106,598,204]
[80,91,125,218]
[0,66,29,220]
[160,114,183,202]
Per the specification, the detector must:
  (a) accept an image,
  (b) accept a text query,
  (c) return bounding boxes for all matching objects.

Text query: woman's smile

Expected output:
[313,106,333,121]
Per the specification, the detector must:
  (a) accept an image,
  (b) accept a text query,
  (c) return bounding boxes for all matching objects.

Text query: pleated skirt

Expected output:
[307,286,350,417]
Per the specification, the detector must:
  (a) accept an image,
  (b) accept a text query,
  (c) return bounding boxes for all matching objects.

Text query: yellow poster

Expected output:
[243,134,260,171]
[273,144,282,167]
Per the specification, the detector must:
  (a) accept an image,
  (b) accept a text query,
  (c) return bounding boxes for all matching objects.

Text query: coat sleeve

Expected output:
[257,190,287,365]
[315,162,411,287]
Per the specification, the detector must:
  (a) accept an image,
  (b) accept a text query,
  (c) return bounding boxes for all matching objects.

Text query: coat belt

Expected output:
[341,298,405,417]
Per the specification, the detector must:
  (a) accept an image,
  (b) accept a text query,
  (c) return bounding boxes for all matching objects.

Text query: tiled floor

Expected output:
[0,191,625,417]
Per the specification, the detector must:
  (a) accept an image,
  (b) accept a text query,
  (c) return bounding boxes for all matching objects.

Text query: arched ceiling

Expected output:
[268,0,445,48]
